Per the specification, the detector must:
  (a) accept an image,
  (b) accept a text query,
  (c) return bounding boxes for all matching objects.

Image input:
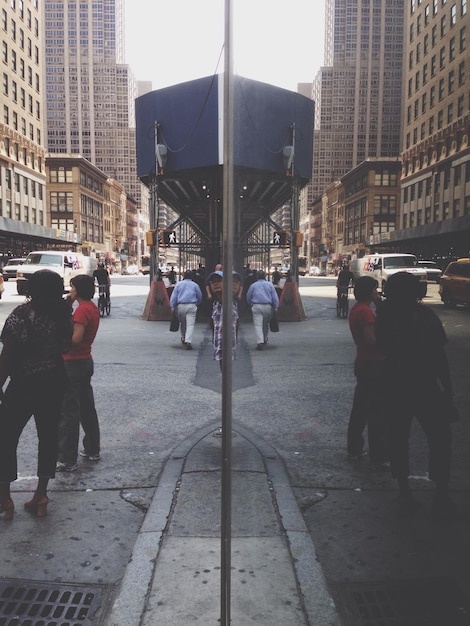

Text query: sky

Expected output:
[124,1,326,93]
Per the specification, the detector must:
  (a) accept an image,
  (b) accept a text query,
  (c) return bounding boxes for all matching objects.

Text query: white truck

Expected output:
[16,251,95,296]
[350,253,428,299]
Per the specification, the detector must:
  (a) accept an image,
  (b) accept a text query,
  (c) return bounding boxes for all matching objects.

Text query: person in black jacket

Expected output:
[375,272,459,518]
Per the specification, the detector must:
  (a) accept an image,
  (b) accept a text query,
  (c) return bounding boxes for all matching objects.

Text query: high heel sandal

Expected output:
[0,499,14,521]
[24,495,49,517]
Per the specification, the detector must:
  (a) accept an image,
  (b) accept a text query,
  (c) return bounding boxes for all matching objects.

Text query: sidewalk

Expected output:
[108,422,340,626]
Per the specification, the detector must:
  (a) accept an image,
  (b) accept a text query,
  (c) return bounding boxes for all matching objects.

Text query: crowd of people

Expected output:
[0,262,460,522]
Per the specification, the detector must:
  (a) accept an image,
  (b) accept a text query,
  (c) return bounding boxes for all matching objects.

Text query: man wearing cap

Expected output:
[246,270,279,350]
[170,269,202,350]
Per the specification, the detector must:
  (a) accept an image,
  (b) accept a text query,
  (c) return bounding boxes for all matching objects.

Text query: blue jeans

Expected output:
[58,358,100,465]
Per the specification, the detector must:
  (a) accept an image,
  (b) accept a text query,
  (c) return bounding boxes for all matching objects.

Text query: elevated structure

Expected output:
[135,75,314,273]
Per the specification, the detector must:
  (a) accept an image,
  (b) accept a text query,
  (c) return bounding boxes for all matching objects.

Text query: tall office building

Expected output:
[311,0,405,199]
[44,0,148,246]
[399,0,469,258]
[0,0,78,257]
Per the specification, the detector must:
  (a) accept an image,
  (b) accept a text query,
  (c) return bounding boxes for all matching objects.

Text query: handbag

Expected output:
[269,310,279,333]
[169,312,179,332]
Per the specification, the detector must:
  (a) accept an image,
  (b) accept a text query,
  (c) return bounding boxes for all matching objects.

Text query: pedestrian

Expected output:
[207,271,239,371]
[272,267,281,286]
[170,269,202,350]
[93,262,110,299]
[0,270,73,519]
[375,271,459,518]
[57,274,101,472]
[246,270,279,350]
[167,266,177,285]
[336,263,355,303]
[347,276,389,470]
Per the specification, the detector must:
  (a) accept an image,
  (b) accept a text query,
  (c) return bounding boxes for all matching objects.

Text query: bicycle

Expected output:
[336,284,350,318]
[98,284,111,317]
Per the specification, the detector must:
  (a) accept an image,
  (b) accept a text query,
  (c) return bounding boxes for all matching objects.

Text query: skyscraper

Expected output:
[311,0,405,198]
[44,0,148,232]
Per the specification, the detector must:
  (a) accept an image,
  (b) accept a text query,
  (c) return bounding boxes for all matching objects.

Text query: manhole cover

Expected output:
[0,580,105,626]
[331,577,470,626]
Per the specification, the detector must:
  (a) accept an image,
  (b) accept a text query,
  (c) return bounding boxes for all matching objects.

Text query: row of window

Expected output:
[2,73,41,116]
[409,23,466,70]
[407,63,466,121]
[2,43,41,93]
[1,137,43,171]
[406,92,467,146]
[0,168,44,198]
[403,162,470,203]
[1,5,39,37]
[0,198,43,225]
[402,196,470,227]
[3,104,41,145]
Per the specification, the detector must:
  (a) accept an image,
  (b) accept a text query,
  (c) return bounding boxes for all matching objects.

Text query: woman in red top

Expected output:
[347,275,389,470]
[57,274,100,472]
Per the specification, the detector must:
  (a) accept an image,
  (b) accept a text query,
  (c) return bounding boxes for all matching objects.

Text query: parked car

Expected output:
[418,260,442,283]
[439,258,470,307]
[2,257,26,281]
[122,264,139,275]
[308,266,325,276]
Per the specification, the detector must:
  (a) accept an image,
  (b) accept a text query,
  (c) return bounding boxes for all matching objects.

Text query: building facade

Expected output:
[0,0,78,258]
[43,0,149,260]
[395,0,470,261]
[311,0,405,199]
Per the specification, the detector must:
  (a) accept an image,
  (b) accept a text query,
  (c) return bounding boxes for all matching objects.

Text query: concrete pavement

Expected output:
[108,422,339,626]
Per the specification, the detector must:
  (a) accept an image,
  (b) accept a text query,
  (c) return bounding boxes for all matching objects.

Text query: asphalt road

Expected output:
[0,275,468,625]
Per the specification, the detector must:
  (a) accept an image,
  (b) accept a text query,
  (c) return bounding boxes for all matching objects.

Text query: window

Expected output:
[439,77,445,99]
[441,15,446,36]
[424,33,429,54]
[451,3,457,24]
[458,60,465,84]
[422,92,427,113]
[425,3,431,23]
[432,25,437,46]
[3,104,8,125]
[429,115,435,133]
[440,46,446,68]
[423,62,428,83]
[431,54,436,75]
[438,109,444,128]
[450,36,456,59]
[460,26,466,52]
[462,0,467,15]
[447,102,453,122]
[2,41,7,64]
[458,94,464,116]
[448,69,455,92]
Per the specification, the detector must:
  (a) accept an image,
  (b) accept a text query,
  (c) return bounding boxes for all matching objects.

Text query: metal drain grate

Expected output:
[332,577,470,626]
[0,580,104,626]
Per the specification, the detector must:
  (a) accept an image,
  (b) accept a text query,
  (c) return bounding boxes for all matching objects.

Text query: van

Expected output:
[351,253,427,299]
[16,251,95,296]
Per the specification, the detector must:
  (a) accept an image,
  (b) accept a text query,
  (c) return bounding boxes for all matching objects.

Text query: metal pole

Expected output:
[149,122,159,284]
[221,0,234,624]
[290,123,300,283]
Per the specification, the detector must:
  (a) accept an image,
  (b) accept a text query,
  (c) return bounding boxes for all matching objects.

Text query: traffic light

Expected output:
[145,230,156,246]
[273,231,288,247]
[162,230,177,246]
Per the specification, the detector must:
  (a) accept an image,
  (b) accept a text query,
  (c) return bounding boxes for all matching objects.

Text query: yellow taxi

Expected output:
[439,258,470,307]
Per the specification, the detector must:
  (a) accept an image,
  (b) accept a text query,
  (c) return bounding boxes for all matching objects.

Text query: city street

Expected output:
[0,275,469,624]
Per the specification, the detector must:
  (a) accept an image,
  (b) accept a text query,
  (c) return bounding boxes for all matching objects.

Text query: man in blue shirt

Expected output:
[170,270,202,350]
[246,270,279,350]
